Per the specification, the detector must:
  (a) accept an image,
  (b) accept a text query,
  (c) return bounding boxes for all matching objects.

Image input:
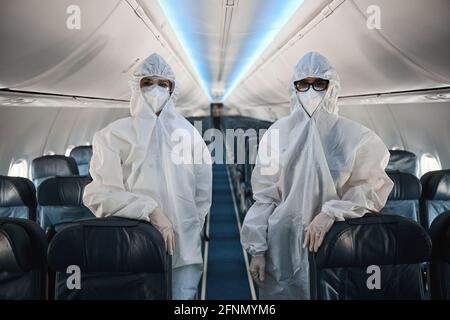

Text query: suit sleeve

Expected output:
[321,131,394,221]
[83,132,158,221]
[240,130,282,256]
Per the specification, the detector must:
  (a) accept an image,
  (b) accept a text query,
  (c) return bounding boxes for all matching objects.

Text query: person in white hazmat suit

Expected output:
[83,53,212,300]
[240,52,394,300]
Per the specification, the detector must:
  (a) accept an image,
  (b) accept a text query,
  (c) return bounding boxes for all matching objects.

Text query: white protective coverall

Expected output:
[83,53,212,299]
[240,52,394,300]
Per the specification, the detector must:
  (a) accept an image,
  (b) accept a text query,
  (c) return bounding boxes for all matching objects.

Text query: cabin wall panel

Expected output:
[340,101,450,170]
[0,106,128,176]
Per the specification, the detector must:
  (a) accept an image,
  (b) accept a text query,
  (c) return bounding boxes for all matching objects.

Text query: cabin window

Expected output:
[8,159,28,178]
[420,153,441,176]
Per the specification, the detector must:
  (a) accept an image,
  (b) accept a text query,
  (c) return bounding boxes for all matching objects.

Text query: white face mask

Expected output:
[141,85,170,114]
[297,90,326,117]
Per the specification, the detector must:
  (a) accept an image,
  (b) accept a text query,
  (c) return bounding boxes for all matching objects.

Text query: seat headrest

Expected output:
[314,214,431,269]
[69,146,92,166]
[387,172,421,200]
[31,155,79,180]
[0,218,47,272]
[421,170,450,200]
[48,217,170,273]
[0,176,36,208]
[386,150,418,176]
[37,176,92,206]
[429,211,450,262]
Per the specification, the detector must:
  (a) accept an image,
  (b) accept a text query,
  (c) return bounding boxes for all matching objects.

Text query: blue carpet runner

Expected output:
[205,164,252,300]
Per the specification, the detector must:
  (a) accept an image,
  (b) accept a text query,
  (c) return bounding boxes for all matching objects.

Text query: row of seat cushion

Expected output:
[0,217,171,300]
[420,169,450,228]
[2,213,445,300]
[69,146,93,176]
[31,155,79,187]
[31,146,93,188]
[429,211,450,299]
[0,146,94,229]
[381,172,422,222]
[0,175,94,232]
[310,211,450,300]
[0,175,37,220]
[360,170,450,230]
[0,218,47,299]
[386,149,418,176]
[37,176,94,232]
[310,214,432,300]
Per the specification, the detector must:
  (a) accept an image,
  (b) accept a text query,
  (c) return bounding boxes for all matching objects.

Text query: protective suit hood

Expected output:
[289,51,341,116]
[129,53,180,119]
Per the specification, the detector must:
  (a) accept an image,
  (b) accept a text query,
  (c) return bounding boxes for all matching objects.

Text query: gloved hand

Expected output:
[250,255,266,287]
[303,212,335,253]
[149,207,175,256]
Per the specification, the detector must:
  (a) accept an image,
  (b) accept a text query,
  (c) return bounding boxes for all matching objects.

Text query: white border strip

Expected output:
[225,166,257,300]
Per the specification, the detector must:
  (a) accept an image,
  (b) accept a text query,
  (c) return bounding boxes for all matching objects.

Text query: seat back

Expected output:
[420,170,450,229]
[47,217,171,300]
[31,155,79,187]
[0,218,47,299]
[429,211,450,300]
[0,175,37,220]
[386,150,418,176]
[69,146,92,176]
[309,214,431,300]
[381,172,421,222]
[37,176,94,232]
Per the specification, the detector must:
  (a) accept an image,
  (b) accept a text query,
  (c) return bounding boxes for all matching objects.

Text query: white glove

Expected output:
[149,207,175,256]
[303,212,335,253]
[249,255,266,287]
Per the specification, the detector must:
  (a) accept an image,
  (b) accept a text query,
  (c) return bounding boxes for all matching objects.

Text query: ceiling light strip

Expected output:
[126,0,211,100]
[223,0,346,101]
[156,0,213,100]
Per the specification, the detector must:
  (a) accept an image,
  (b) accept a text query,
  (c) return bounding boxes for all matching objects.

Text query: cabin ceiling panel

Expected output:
[225,0,450,114]
[0,0,209,110]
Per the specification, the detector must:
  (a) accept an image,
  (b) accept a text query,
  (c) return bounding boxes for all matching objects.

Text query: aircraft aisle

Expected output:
[204,164,253,300]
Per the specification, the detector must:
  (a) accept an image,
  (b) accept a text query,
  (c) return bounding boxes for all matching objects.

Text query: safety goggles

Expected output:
[294,79,329,92]
[140,76,173,93]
